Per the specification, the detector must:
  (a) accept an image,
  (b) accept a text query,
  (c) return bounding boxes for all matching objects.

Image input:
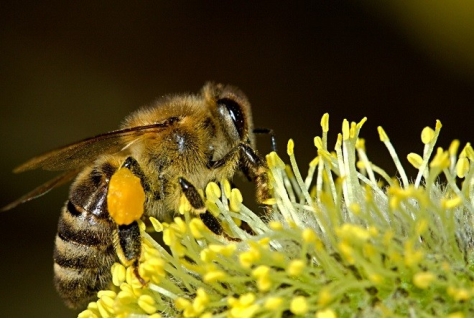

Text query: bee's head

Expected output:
[203,82,255,148]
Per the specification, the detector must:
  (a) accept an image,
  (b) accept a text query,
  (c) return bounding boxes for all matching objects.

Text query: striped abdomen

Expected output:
[53,166,118,309]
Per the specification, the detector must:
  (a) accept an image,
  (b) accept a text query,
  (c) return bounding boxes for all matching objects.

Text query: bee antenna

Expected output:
[253,128,277,152]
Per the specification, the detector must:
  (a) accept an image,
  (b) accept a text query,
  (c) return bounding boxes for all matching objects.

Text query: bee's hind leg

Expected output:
[110,156,151,286]
[114,222,146,285]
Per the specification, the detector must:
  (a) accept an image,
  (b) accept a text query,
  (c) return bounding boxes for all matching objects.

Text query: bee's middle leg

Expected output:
[178,177,224,236]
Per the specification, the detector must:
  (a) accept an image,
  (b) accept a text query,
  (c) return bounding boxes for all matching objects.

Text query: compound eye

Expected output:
[217,98,245,139]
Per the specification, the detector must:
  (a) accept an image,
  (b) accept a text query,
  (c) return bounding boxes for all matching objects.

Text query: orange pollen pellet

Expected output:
[107,167,145,225]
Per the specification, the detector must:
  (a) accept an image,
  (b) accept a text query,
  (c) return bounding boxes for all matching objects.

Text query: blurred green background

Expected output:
[1,1,474,317]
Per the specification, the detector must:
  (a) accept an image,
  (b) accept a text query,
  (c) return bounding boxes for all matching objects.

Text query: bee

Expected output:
[1,82,273,309]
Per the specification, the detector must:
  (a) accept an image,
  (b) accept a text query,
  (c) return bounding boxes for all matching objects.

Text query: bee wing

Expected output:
[2,121,175,212]
[0,169,81,212]
[13,122,173,173]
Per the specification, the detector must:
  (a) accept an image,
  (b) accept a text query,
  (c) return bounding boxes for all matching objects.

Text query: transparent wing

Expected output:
[14,122,174,173]
[0,169,80,212]
[3,119,178,211]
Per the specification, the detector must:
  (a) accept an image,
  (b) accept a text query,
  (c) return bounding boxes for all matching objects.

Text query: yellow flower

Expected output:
[413,272,435,289]
[290,296,308,316]
[79,115,474,318]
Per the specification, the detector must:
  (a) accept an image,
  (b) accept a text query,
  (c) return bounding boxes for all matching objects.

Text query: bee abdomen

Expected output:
[53,200,117,309]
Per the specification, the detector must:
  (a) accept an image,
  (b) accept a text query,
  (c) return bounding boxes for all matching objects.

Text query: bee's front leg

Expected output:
[237,144,272,219]
[208,143,272,219]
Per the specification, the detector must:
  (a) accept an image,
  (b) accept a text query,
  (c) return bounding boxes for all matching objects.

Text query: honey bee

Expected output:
[1,82,273,309]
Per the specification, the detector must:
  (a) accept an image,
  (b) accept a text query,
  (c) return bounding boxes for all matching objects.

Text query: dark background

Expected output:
[1,1,474,317]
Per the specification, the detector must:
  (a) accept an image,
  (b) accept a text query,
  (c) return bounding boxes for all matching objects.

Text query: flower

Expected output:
[79,114,474,318]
